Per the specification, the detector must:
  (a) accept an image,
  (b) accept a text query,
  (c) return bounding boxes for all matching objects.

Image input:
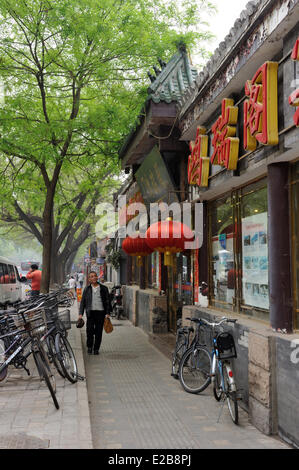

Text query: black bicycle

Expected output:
[178,317,212,394]
[171,318,194,379]
[43,306,78,383]
[0,304,59,409]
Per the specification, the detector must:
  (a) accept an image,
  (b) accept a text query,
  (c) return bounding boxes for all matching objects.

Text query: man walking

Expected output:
[78,271,112,355]
[26,264,42,297]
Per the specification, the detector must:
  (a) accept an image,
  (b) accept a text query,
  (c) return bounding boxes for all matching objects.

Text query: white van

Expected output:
[0,256,26,307]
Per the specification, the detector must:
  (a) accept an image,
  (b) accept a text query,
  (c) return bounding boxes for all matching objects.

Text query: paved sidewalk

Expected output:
[83,319,290,450]
[0,303,92,449]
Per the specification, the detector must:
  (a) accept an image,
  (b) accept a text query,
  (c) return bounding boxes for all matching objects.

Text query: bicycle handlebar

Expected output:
[186,316,237,328]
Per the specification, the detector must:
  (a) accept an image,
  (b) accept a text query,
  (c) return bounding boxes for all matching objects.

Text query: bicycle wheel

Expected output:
[179,346,211,394]
[55,333,78,383]
[0,340,8,385]
[171,336,186,379]
[223,363,238,424]
[213,359,223,402]
[33,350,59,410]
[46,334,65,379]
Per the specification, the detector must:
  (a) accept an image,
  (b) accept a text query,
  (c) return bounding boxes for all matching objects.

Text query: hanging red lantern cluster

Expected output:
[122,219,194,267]
[122,234,153,266]
[145,218,194,266]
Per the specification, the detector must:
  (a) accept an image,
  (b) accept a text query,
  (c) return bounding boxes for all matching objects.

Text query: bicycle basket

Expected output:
[11,309,47,337]
[216,332,237,359]
[57,309,71,330]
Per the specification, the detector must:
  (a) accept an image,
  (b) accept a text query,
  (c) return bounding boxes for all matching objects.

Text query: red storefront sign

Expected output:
[244,61,279,150]
[211,98,240,170]
[289,38,299,127]
[188,127,209,187]
[187,61,280,188]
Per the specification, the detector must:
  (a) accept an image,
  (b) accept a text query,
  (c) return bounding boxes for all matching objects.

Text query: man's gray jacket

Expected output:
[79,282,112,317]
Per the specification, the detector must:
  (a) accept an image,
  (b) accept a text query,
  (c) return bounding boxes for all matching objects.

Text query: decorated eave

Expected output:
[178,0,299,141]
[119,45,198,169]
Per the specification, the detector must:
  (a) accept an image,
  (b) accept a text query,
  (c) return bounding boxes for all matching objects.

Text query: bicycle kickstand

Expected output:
[75,373,86,381]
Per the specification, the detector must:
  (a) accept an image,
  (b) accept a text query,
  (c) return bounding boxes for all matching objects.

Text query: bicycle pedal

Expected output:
[76,373,86,381]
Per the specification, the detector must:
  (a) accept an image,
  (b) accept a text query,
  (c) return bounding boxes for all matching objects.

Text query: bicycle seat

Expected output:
[178,326,194,334]
[190,317,202,324]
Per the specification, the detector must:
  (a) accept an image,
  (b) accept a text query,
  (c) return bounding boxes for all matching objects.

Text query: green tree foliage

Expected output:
[0,0,214,290]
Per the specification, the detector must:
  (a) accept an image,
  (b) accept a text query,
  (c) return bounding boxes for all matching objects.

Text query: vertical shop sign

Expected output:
[188,127,210,187]
[289,38,299,127]
[159,252,162,292]
[211,98,240,170]
[244,61,279,150]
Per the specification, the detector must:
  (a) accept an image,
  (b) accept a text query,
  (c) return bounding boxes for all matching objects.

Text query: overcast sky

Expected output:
[207,0,250,52]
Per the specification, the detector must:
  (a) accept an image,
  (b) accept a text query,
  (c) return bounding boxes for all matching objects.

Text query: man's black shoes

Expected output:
[94,350,99,355]
[87,348,92,355]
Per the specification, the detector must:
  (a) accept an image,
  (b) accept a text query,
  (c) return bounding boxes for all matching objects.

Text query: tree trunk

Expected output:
[41,186,55,293]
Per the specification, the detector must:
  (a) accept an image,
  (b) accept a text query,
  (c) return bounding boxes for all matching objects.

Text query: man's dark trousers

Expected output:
[86,310,106,352]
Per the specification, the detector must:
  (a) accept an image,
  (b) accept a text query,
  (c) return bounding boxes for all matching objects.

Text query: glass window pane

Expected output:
[291,162,299,328]
[210,195,235,308]
[241,185,269,311]
[8,265,16,284]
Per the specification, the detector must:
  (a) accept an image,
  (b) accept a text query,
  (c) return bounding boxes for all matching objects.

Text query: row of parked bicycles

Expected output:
[0,288,80,410]
[171,314,242,425]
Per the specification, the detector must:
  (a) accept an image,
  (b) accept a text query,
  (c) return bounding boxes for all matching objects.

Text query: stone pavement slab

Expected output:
[83,319,290,450]
[0,302,92,449]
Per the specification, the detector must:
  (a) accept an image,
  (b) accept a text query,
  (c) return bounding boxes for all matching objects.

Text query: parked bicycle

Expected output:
[0,287,82,409]
[0,303,59,409]
[178,316,240,424]
[171,318,194,379]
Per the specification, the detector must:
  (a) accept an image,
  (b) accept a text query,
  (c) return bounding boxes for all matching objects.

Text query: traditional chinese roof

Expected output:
[178,0,265,114]
[147,46,198,104]
[119,45,197,166]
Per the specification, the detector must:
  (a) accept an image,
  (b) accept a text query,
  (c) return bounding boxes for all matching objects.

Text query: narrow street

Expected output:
[82,320,289,450]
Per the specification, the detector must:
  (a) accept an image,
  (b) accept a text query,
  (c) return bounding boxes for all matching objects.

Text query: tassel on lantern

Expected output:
[164,251,174,267]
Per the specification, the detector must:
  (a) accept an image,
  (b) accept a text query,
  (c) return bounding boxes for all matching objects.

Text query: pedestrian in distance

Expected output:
[78,271,84,289]
[68,275,76,298]
[26,264,42,297]
[78,271,112,355]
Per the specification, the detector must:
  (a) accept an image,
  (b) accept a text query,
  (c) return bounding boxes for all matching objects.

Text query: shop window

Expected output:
[151,252,159,289]
[291,161,299,329]
[209,195,235,310]
[209,179,269,319]
[240,184,268,314]
[174,252,192,306]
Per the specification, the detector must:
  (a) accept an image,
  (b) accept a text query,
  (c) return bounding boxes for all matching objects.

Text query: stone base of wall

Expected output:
[182,305,299,448]
[248,331,277,436]
[123,286,168,334]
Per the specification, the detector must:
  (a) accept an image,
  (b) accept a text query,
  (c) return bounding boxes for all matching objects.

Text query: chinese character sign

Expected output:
[289,38,299,127]
[211,98,240,170]
[187,126,209,187]
[244,61,279,150]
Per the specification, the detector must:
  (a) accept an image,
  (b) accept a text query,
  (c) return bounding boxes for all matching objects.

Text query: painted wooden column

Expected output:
[268,163,293,332]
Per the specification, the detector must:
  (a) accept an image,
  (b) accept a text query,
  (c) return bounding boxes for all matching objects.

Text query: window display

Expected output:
[241,185,268,310]
[209,180,269,318]
[291,161,299,329]
[210,195,235,309]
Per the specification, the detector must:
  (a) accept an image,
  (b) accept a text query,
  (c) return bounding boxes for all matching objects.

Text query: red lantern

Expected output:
[145,218,194,266]
[122,234,153,266]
